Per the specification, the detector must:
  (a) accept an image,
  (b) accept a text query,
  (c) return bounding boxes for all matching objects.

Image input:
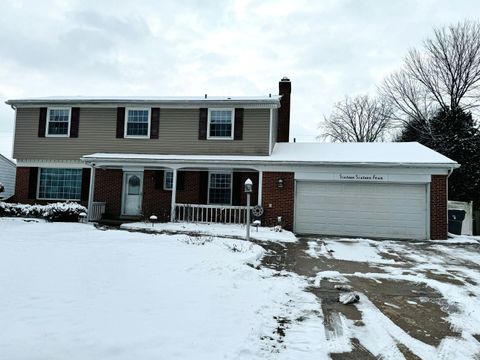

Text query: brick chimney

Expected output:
[277,77,291,142]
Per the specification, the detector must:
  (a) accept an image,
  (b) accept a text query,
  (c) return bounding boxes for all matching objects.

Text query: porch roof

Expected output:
[81,142,458,169]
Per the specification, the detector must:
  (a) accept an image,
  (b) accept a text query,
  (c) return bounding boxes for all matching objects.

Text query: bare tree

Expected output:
[381,20,480,122]
[319,95,394,142]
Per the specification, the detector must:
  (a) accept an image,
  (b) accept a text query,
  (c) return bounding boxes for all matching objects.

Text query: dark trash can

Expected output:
[448,210,466,235]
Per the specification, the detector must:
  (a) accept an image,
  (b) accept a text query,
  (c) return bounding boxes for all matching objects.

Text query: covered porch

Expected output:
[83,155,264,225]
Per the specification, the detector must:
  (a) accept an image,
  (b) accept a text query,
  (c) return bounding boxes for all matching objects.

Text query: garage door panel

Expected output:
[295,181,427,239]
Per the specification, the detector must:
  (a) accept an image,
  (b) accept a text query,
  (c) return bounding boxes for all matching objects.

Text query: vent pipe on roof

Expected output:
[205,94,207,99]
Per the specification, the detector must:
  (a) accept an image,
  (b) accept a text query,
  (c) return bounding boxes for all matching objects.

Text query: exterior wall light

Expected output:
[277,178,284,188]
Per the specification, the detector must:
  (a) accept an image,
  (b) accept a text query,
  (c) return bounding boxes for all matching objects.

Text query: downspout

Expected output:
[87,163,96,222]
[445,166,455,237]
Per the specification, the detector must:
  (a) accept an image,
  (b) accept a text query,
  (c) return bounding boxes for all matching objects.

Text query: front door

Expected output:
[122,172,143,216]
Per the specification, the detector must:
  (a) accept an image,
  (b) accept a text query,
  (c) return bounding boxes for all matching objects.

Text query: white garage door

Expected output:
[295,181,427,239]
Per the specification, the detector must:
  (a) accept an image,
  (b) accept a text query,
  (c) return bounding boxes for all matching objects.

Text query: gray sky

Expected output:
[1,0,479,159]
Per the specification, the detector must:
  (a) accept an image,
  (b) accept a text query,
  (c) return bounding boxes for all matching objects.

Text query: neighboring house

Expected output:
[0,154,16,200]
[6,78,459,240]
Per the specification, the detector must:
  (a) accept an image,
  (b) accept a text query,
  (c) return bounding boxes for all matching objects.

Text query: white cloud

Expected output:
[0,0,479,156]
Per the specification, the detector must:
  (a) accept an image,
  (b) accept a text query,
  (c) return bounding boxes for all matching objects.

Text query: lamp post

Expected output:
[244,178,253,241]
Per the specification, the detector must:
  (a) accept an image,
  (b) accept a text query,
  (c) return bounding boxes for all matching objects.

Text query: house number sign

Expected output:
[338,174,387,181]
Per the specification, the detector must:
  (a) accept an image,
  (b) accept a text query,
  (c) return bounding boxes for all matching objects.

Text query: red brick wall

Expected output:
[261,171,294,230]
[177,171,201,204]
[142,170,172,221]
[94,169,123,218]
[430,175,448,240]
[12,167,30,203]
[142,170,202,221]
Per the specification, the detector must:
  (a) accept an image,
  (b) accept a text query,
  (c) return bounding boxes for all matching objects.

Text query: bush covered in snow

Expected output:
[0,202,87,222]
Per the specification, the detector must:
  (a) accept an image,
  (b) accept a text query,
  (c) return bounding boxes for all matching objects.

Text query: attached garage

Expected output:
[295,181,428,239]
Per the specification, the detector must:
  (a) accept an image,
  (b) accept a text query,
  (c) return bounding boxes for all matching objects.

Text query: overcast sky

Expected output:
[1,0,479,159]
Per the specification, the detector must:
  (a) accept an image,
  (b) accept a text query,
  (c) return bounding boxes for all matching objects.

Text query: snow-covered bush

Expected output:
[0,202,87,222]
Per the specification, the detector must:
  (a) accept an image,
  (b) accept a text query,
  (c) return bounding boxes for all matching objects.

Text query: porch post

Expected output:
[87,165,96,222]
[170,168,178,222]
[258,170,263,206]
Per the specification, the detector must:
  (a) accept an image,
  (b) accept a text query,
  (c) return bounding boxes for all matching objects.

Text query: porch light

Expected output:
[277,178,284,188]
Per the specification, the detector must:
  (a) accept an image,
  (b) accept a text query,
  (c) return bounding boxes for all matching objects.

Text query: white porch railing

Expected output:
[175,203,248,224]
[89,201,106,221]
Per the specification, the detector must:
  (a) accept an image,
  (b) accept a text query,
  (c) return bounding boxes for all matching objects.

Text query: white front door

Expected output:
[122,172,143,216]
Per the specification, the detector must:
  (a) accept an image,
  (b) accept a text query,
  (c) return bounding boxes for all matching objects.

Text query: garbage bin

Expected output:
[448,209,466,235]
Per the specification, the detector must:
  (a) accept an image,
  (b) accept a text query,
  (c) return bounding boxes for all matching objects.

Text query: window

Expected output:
[125,108,150,137]
[207,109,234,139]
[38,168,82,200]
[164,170,173,190]
[208,172,232,205]
[47,108,71,136]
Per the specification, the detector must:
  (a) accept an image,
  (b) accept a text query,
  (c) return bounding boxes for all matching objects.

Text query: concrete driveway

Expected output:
[260,236,480,359]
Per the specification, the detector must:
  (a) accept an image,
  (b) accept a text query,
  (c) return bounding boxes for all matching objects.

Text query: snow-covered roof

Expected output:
[5,95,281,107]
[82,142,458,168]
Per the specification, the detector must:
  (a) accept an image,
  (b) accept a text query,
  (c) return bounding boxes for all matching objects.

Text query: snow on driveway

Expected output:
[0,218,316,360]
[304,236,480,359]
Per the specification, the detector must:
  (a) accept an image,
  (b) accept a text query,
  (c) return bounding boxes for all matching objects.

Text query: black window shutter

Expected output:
[199,171,208,203]
[232,172,242,205]
[28,167,39,199]
[177,171,185,191]
[234,108,244,140]
[154,170,164,190]
[38,108,47,137]
[198,108,208,140]
[70,107,80,138]
[150,108,160,139]
[116,107,125,138]
[81,168,91,201]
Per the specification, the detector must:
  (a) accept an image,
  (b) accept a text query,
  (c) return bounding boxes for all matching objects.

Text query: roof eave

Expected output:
[81,155,459,169]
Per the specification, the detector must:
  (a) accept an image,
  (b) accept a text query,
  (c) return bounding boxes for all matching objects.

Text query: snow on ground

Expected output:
[0,218,313,360]
[307,238,397,264]
[307,236,480,359]
[121,221,298,243]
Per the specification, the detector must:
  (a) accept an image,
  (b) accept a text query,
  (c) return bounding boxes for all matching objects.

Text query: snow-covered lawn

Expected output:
[0,218,316,360]
[121,221,298,243]
[3,217,480,359]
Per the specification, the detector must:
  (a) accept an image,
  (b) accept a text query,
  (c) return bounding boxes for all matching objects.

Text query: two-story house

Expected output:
[6,78,458,240]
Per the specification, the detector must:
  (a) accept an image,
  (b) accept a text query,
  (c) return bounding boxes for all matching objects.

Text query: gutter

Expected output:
[81,155,459,169]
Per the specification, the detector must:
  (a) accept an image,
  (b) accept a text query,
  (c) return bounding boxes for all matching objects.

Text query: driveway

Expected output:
[260,236,480,359]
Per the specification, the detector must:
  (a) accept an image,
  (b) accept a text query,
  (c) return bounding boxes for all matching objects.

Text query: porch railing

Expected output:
[89,201,106,221]
[175,203,248,224]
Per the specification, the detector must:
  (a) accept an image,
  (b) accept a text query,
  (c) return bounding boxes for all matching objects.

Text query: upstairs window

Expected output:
[208,172,232,205]
[47,108,71,137]
[164,170,173,190]
[125,108,150,138]
[207,109,234,139]
[38,168,82,200]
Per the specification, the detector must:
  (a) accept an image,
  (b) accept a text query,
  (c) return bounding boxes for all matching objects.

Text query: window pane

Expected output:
[208,173,231,204]
[209,110,232,137]
[127,109,149,136]
[48,109,69,135]
[38,168,82,200]
[128,175,141,195]
[164,171,173,190]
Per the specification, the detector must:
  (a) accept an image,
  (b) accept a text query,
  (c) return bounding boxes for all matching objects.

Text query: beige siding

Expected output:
[14,107,270,160]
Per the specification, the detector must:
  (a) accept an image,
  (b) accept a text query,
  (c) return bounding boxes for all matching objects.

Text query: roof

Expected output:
[5,95,281,107]
[0,154,16,167]
[82,142,458,168]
